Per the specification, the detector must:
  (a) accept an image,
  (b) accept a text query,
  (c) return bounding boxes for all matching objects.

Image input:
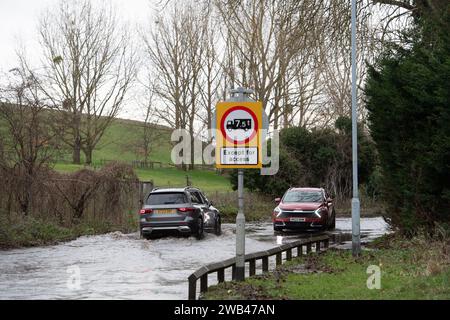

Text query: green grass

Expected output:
[135,168,232,192]
[53,163,232,192]
[0,212,139,249]
[204,235,450,300]
[56,118,174,165]
[44,117,233,192]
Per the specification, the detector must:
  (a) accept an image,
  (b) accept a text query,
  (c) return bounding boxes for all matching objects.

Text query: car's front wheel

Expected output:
[214,216,222,236]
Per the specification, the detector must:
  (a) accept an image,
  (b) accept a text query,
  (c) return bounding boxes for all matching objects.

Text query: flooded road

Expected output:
[0,217,388,300]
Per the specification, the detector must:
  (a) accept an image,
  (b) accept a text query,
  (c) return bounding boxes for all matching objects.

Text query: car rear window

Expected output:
[283,191,323,203]
[146,193,187,205]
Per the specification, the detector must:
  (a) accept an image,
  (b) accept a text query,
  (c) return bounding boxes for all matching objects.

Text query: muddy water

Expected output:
[0,217,388,300]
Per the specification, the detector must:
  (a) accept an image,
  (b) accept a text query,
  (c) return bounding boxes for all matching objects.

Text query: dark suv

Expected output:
[139,187,221,240]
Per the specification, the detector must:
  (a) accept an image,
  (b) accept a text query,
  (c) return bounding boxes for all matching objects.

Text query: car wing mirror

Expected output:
[275,198,281,203]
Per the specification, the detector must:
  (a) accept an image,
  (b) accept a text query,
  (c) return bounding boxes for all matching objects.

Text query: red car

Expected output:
[272,187,336,232]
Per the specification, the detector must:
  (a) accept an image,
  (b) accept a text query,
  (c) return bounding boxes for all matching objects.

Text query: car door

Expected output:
[189,191,205,216]
[196,190,217,228]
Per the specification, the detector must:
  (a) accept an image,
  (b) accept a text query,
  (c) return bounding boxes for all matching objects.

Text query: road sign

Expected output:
[215,101,263,169]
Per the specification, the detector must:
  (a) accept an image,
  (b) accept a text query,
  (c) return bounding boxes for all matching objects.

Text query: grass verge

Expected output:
[54,163,232,192]
[204,234,450,300]
[0,212,138,250]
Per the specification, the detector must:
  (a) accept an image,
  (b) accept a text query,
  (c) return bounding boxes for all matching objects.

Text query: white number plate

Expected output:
[290,217,306,222]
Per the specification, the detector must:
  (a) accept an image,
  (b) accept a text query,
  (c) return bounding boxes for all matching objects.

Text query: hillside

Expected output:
[54,117,231,192]
[55,117,174,165]
[0,109,232,192]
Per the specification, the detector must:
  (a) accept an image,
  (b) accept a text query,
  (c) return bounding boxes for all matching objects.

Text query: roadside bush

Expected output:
[365,7,450,235]
[0,162,141,248]
[0,214,73,248]
[229,117,377,201]
[209,191,274,222]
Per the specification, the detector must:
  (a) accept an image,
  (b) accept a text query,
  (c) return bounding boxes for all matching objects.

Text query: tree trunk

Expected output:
[72,137,81,164]
[84,148,93,165]
[189,132,195,171]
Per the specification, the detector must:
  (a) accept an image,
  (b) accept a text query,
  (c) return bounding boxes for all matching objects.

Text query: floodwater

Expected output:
[0,217,388,300]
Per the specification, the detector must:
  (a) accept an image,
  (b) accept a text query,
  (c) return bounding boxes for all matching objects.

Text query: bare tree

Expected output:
[151,0,423,135]
[143,2,206,170]
[133,79,165,164]
[197,17,223,142]
[373,0,448,15]
[0,65,60,215]
[37,0,138,165]
[214,0,328,128]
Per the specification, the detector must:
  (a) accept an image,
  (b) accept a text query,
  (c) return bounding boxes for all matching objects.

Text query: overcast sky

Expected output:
[0,0,159,120]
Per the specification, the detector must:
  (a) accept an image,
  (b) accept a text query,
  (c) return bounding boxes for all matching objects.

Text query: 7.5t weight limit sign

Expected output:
[216,101,263,169]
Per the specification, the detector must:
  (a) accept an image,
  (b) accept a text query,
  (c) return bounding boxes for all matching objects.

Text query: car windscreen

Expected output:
[146,193,187,205]
[283,191,323,203]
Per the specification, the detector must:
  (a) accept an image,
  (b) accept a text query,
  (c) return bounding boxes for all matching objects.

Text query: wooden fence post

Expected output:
[276,253,282,266]
[188,278,197,300]
[262,257,269,272]
[200,274,208,293]
[286,249,292,261]
[249,259,256,276]
[297,245,303,257]
[217,269,225,283]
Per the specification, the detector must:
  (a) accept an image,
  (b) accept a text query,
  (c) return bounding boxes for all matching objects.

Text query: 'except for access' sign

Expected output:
[215,101,263,169]
[220,147,258,165]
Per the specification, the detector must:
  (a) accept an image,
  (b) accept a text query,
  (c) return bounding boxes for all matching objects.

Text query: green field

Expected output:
[55,118,174,164]
[50,117,232,192]
[54,163,232,192]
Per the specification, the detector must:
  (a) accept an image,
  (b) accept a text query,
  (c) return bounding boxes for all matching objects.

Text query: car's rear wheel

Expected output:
[214,216,222,236]
[195,218,204,240]
[142,233,153,240]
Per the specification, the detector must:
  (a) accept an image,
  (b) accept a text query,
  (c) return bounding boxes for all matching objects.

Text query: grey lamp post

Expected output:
[351,0,361,256]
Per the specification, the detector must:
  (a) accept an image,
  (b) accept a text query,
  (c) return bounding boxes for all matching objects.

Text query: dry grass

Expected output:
[209,191,275,222]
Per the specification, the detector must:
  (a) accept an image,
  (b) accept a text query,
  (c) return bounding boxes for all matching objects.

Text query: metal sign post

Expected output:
[236,168,245,281]
[351,0,361,257]
[229,88,253,281]
[215,87,263,281]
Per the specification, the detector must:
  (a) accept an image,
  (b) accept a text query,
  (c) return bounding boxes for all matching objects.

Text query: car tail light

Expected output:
[140,209,153,215]
[178,207,195,212]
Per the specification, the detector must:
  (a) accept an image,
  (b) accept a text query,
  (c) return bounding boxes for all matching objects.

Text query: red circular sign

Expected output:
[220,106,259,145]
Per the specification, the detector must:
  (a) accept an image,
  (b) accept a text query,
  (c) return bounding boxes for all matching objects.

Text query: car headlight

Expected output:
[314,208,323,218]
[273,207,282,217]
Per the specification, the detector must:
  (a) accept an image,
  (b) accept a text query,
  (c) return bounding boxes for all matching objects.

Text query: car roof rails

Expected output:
[185,186,200,191]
